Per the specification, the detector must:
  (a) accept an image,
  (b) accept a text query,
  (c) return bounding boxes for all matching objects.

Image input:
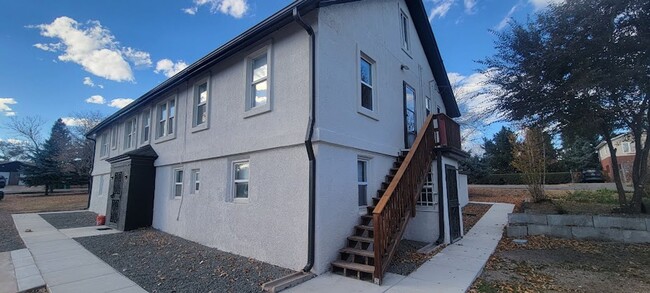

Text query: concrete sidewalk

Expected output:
[11,213,146,293]
[286,202,514,293]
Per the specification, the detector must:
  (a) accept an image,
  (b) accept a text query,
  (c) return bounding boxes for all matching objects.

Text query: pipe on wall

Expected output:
[86,136,97,210]
[293,7,316,273]
[435,150,445,244]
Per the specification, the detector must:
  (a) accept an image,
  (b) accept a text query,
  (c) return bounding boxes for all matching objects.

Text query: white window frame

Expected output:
[400,10,411,54]
[141,109,152,145]
[622,141,631,153]
[357,157,370,211]
[417,171,438,211]
[110,127,118,150]
[357,51,378,120]
[425,96,432,116]
[191,77,210,132]
[99,132,109,158]
[155,95,178,143]
[190,169,200,194]
[173,168,183,199]
[231,159,250,203]
[123,117,137,151]
[244,43,272,118]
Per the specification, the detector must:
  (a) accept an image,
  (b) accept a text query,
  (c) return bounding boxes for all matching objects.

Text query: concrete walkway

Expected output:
[11,213,146,293]
[286,202,514,293]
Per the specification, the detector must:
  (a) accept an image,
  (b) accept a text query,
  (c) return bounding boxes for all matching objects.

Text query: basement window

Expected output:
[191,169,200,194]
[417,172,437,208]
[173,168,183,198]
[358,159,368,207]
[233,160,250,202]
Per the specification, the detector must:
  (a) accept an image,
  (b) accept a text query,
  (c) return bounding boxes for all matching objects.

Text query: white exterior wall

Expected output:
[88,20,314,271]
[311,0,452,273]
[459,173,469,207]
[403,161,439,243]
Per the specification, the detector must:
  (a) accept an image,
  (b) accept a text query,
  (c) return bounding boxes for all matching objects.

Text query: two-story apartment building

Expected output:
[86,0,468,284]
[596,133,644,183]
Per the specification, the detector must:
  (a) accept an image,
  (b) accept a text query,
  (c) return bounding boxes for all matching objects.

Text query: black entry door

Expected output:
[445,165,461,241]
[107,171,125,225]
[404,83,417,148]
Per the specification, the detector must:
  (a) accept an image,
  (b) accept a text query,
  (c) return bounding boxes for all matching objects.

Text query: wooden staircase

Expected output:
[331,114,440,284]
[331,151,408,281]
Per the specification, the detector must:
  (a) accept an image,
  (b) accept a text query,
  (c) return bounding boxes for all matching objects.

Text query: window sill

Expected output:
[154,134,176,144]
[191,123,209,133]
[244,104,272,119]
[357,108,379,121]
[232,198,250,204]
[173,196,182,200]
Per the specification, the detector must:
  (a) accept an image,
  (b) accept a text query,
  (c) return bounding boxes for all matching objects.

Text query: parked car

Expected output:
[0,191,3,201]
[0,176,5,188]
[581,169,605,183]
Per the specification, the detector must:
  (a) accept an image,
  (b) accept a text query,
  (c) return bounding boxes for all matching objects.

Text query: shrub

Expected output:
[564,189,619,204]
[475,172,572,185]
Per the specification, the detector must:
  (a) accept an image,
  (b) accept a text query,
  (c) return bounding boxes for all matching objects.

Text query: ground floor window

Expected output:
[233,160,250,201]
[358,159,368,206]
[191,169,200,194]
[417,172,437,207]
[173,169,183,198]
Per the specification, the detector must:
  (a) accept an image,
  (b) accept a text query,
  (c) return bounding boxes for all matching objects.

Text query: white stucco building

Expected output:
[86,0,469,285]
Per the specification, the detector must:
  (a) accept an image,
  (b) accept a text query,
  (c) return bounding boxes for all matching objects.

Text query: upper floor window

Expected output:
[193,80,209,129]
[123,117,137,150]
[245,45,272,117]
[156,97,176,140]
[360,55,374,111]
[400,11,411,52]
[99,132,109,157]
[425,96,432,116]
[622,142,631,153]
[141,109,151,144]
[110,127,118,150]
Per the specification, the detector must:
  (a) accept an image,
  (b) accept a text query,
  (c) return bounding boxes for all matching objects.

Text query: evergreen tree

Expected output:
[22,119,72,195]
[483,127,517,174]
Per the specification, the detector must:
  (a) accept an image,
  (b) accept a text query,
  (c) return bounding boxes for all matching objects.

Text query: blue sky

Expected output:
[0,0,561,151]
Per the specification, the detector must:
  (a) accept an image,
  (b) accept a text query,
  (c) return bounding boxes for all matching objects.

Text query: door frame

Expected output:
[445,164,462,242]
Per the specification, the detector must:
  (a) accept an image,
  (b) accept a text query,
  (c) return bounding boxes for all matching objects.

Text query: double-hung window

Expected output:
[123,117,137,150]
[233,160,250,201]
[191,169,200,194]
[110,127,118,150]
[100,132,109,157]
[360,56,374,111]
[245,45,272,117]
[400,11,411,53]
[141,109,151,144]
[622,142,631,153]
[358,160,368,207]
[173,168,183,198]
[417,172,437,207]
[156,98,176,140]
[425,96,432,116]
[193,80,209,129]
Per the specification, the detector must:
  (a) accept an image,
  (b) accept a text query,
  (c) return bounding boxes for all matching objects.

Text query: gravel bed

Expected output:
[40,211,97,229]
[387,239,432,275]
[75,228,295,293]
[0,210,25,252]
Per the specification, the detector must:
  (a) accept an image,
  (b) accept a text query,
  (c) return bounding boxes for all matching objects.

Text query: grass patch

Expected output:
[564,189,620,204]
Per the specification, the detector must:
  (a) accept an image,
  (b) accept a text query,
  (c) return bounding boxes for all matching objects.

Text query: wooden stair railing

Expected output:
[372,114,438,284]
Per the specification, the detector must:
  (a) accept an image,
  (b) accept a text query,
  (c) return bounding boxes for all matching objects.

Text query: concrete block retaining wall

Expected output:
[507,213,650,243]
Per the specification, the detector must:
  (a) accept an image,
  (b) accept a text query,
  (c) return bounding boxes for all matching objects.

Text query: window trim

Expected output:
[190,169,200,194]
[123,117,138,151]
[99,132,109,158]
[191,76,210,132]
[154,95,178,143]
[141,108,152,145]
[172,168,183,199]
[231,159,250,203]
[357,158,369,209]
[400,9,412,55]
[244,43,273,118]
[357,51,378,120]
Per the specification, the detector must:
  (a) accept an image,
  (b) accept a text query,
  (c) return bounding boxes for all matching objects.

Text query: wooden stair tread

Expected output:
[356,225,374,231]
[348,235,373,243]
[332,261,374,273]
[340,247,374,257]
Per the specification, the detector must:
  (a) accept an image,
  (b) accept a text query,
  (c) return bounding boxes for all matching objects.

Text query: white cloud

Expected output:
[184,0,249,18]
[0,98,17,116]
[85,95,106,104]
[83,76,103,88]
[495,5,518,31]
[61,117,85,127]
[31,17,151,82]
[429,0,455,20]
[529,0,564,10]
[154,59,188,78]
[464,0,477,14]
[108,98,134,109]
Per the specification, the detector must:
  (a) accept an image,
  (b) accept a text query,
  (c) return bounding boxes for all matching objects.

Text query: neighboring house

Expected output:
[0,161,28,186]
[596,133,643,183]
[86,0,468,284]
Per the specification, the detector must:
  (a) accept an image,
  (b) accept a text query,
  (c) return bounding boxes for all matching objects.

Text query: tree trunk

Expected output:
[603,131,627,209]
[44,184,49,196]
[629,128,650,213]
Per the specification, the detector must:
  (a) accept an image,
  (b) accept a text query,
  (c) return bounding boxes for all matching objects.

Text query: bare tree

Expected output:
[67,111,106,183]
[512,128,548,202]
[3,116,45,155]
